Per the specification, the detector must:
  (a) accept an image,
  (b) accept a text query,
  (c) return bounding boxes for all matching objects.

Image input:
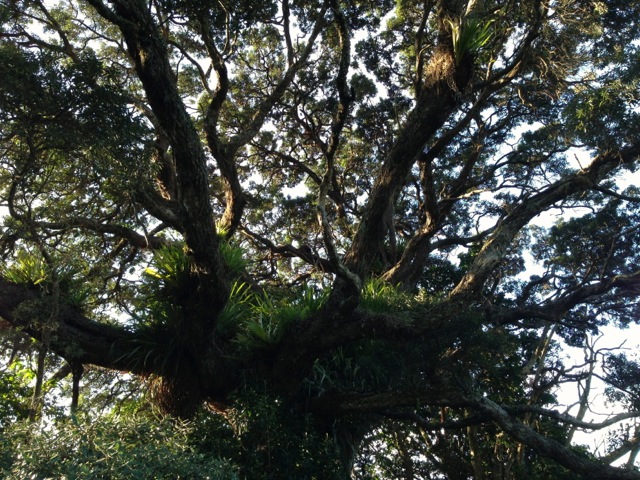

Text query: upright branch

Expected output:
[343,1,483,279]
[204,6,328,236]
[85,0,229,313]
[382,91,493,287]
[317,0,361,292]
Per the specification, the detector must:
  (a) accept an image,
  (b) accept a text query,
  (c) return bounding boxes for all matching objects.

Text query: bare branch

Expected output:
[472,396,640,480]
[450,145,640,298]
[35,218,170,250]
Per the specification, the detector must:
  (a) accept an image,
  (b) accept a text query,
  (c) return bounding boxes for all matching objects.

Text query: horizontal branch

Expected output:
[307,384,640,479]
[493,269,640,326]
[0,278,144,374]
[37,218,170,250]
[383,410,486,431]
[309,390,472,417]
[241,225,335,273]
[503,404,640,431]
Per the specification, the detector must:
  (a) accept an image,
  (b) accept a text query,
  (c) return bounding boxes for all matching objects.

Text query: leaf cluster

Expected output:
[445,17,494,66]
[218,282,328,352]
[0,414,237,479]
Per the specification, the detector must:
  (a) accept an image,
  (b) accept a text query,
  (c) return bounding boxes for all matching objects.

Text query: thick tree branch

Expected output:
[451,145,640,298]
[0,278,142,373]
[343,66,467,278]
[36,218,170,250]
[383,96,494,286]
[502,404,640,432]
[308,384,640,478]
[493,269,640,328]
[471,396,640,480]
[343,1,488,280]
[87,0,229,312]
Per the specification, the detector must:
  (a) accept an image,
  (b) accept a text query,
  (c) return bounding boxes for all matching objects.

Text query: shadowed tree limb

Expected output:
[450,145,640,299]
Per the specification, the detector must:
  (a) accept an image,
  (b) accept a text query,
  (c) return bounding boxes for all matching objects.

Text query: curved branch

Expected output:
[343,21,476,279]
[87,0,229,311]
[241,225,335,273]
[471,396,640,480]
[317,0,360,291]
[493,269,640,327]
[204,7,328,236]
[36,218,170,250]
[503,405,640,432]
[450,145,640,298]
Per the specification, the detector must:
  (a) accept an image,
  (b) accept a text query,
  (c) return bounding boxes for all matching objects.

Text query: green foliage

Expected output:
[144,245,192,286]
[215,223,249,275]
[216,281,255,336]
[0,42,152,193]
[140,245,198,321]
[0,414,238,479]
[2,0,640,478]
[220,240,249,276]
[307,340,408,394]
[360,277,422,312]
[191,390,348,480]
[221,283,328,351]
[0,367,30,430]
[1,249,93,309]
[445,17,493,65]
[0,249,49,286]
[116,329,183,377]
[604,352,640,409]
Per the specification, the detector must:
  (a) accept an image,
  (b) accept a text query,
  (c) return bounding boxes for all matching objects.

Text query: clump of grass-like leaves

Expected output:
[1,249,91,308]
[445,16,493,65]
[217,283,328,352]
[216,222,248,276]
[360,277,424,313]
[142,245,192,295]
[1,248,49,286]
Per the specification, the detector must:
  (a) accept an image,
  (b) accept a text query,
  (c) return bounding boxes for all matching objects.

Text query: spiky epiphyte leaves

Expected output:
[144,246,191,298]
[1,249,92,309]
[233,285,328,352]
[360,277,425,313]
[1,249,49,287]
[215,281,254,337]
[445,17,493,65]
[120,246,202,416]
[217,283,328,353]
[126,239,249,416]
[219,241,248,277]
[215,222,249,277]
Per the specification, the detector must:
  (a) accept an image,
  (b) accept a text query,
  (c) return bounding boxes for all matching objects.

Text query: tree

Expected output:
[1,0,640,477]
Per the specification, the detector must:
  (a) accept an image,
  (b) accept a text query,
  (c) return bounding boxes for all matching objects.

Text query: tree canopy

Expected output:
[1,0,640,478]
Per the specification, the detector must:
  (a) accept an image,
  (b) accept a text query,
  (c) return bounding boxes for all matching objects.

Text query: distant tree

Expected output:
[1,0,640,478]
